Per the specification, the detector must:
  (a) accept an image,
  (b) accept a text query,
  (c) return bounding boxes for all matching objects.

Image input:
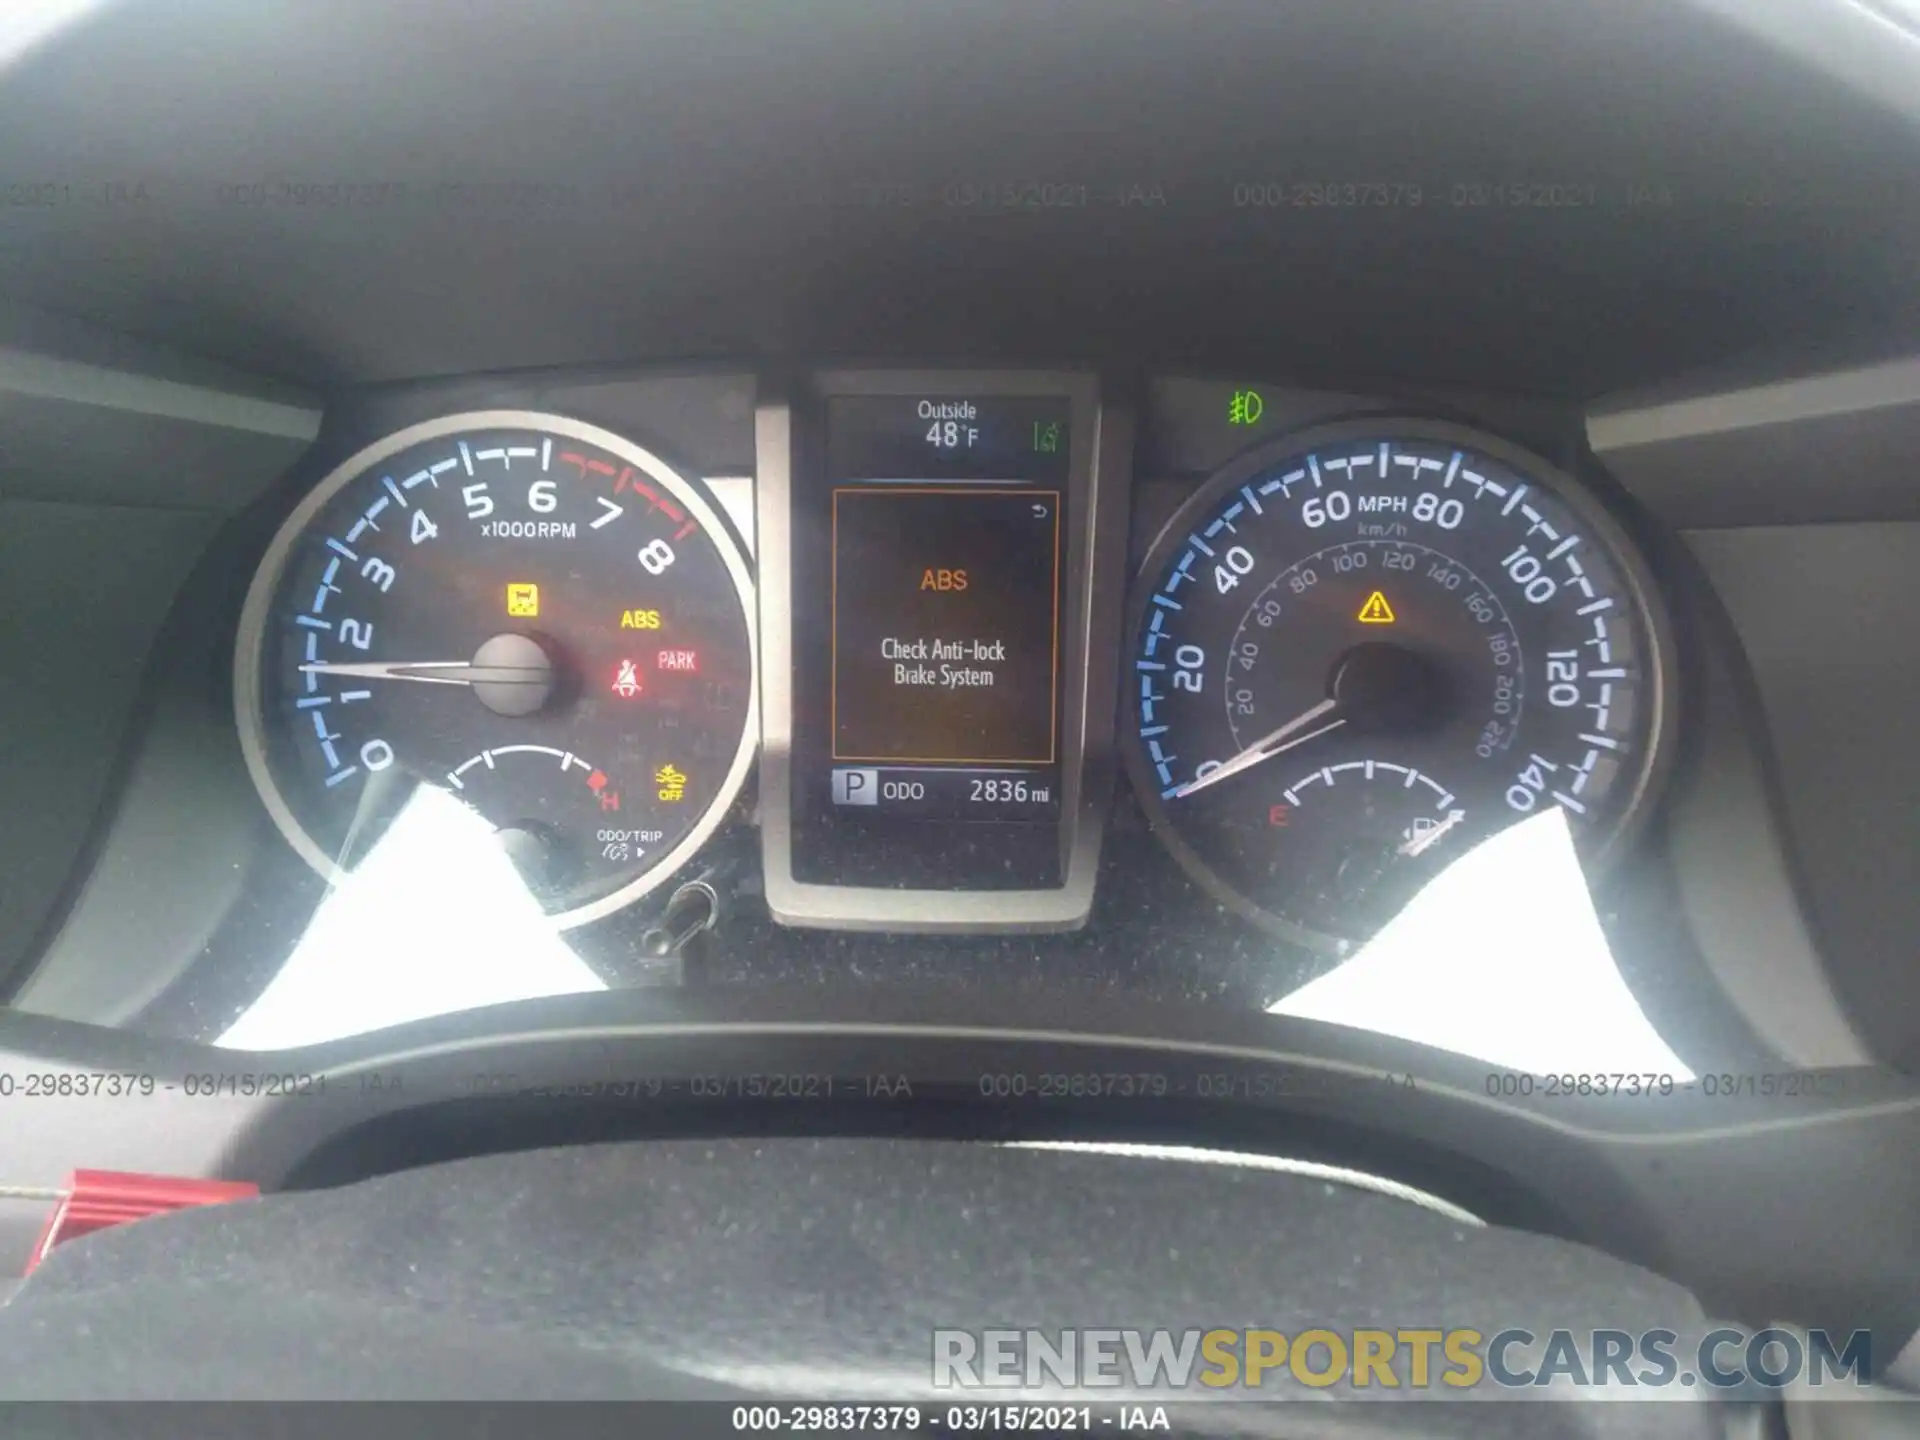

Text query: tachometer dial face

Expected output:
[1124,420,1673,952]
[235,412,756,928]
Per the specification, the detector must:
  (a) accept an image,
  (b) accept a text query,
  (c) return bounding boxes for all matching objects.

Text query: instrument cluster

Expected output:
[231,371,1675,961]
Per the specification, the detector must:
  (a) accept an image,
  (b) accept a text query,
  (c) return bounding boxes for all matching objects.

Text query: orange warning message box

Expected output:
[830,486,1061,765]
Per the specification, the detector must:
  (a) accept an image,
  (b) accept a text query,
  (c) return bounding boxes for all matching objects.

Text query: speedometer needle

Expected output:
[1172,697,1346,799]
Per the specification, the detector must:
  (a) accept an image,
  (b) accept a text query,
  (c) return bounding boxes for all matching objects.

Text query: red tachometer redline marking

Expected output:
[572,457,693,528]
[626,478,687,522]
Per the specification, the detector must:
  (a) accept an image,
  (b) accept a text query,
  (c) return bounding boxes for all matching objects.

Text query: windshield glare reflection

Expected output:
[219,784,1686,1079]
[217,785,604,1050]
[1268,806,1693,1078]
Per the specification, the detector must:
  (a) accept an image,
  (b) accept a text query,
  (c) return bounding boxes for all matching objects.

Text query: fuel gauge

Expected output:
[1261,760,1468,938]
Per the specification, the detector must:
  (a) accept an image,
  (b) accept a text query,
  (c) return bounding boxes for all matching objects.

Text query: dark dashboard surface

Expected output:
[0,0,1917,391]
[1,0,1919,1362]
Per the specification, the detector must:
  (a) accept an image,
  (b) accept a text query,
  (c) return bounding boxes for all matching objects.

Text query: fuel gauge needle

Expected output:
[1399,808,1467,858]
[1172,697,1346,799]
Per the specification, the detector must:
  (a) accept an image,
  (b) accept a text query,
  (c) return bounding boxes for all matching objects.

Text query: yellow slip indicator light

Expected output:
[654,764,687,802]
[1356,591,1396,624]
[506,583,540,617]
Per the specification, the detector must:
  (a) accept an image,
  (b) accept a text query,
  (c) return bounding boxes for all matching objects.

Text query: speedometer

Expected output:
[1124,419,1673,951]
[235,411,756,928]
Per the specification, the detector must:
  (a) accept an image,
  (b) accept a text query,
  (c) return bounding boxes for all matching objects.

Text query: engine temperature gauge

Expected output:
[438,743,652,901]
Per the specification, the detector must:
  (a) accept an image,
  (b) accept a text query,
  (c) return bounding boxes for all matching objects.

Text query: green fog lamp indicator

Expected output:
[1229,389,1264,426]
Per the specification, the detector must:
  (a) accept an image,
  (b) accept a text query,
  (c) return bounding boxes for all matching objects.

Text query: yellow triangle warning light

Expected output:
[1356,591,1396,624]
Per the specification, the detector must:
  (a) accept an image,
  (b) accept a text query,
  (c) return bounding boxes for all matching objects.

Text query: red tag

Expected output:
[25,1170,259,1273]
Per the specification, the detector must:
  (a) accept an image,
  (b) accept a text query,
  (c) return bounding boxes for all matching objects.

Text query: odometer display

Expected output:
[236,411,756,928]
[1125,420,1672,951]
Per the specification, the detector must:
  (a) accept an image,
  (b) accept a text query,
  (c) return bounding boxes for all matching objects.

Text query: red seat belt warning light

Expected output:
[25,1170,260,1273]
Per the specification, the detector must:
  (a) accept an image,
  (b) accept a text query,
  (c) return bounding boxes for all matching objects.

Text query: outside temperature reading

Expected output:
[919,402,1064,456]
[923,400,979,450]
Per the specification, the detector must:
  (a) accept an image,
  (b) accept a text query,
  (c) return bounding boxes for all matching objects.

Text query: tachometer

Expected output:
[235,411,756,927]
[1124,419,1673,951]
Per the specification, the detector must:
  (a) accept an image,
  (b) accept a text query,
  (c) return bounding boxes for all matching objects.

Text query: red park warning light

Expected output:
[656,647,700,673]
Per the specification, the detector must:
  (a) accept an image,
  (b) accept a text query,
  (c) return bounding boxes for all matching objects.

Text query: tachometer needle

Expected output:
[1172,697,1346,799]
[299,660,479,686]
[302,634,558,718]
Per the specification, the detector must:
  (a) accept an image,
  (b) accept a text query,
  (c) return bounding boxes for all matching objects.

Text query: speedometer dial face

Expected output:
[236,412,756,928]
[1125,420,1672,952]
